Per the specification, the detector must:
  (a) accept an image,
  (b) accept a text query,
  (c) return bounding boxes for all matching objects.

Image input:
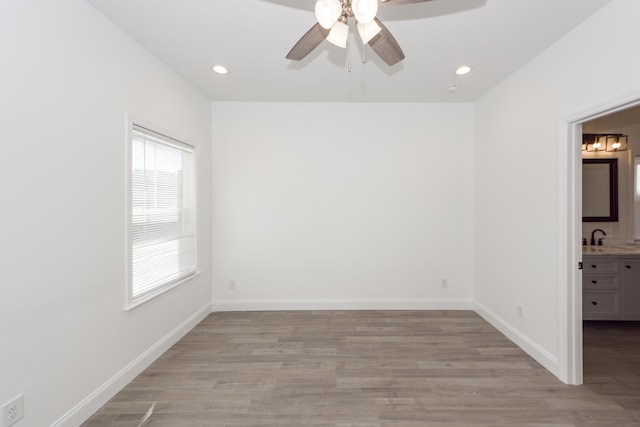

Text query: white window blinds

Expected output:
[129,124,197,303]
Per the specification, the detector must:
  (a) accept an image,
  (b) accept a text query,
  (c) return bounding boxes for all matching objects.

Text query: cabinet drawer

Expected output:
[583,276,619,290]
[583,291,619,315]
[584,259,619,274]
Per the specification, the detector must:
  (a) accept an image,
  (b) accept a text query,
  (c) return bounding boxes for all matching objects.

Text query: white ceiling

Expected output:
[86,0,610,102]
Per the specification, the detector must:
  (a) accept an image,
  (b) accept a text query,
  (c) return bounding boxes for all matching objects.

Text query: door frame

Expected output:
[561,93,640,385]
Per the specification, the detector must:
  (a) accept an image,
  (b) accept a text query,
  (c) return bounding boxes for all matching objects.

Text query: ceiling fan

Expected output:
[286,0,433,66]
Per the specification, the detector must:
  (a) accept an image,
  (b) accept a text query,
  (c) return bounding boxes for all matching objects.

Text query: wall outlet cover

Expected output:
[1,394,24,427]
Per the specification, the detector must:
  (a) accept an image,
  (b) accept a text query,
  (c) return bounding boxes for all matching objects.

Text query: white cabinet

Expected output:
[583,291,619,317]
[583,256,640,320]
[621,259,640,318]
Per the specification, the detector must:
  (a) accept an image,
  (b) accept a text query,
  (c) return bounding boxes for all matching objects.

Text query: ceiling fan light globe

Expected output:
[315,0,342,30]
[357,20,381,44]
[352,0,378,24]
[327,20,349,48]
[357,0,370,14]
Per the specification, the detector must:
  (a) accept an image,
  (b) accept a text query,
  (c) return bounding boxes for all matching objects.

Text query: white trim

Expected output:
[474,301,560,377]
[125,114,133,311]
[560,92,640,386]
[51,303,212,427]
[123,271,203,312]
[126,113,194,149]
[211,298,473,312]
[557,120,583,385]
[562,92,640,125]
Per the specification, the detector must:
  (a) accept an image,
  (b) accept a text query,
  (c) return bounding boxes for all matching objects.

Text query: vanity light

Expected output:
[583,133,628,152]
[589,139,604,152]
[606,134,628,152]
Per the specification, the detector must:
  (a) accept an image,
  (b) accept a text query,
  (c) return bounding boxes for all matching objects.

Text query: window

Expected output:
[128,123,197,307]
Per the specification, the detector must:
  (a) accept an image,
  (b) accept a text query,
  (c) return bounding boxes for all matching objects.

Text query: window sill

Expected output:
[123,270,202,312]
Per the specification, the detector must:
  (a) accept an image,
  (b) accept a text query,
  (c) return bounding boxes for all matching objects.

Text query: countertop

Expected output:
[582,244,640,256]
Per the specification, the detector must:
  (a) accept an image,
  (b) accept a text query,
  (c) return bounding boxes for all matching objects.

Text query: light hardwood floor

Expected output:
[82,311,640,426]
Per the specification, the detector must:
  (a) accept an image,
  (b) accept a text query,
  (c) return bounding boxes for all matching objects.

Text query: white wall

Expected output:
[211,102,474,310]
[474,0,640,380]
[0,1,212,425]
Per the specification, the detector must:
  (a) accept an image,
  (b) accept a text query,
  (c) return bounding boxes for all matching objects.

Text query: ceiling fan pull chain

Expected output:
[347,31,352,72]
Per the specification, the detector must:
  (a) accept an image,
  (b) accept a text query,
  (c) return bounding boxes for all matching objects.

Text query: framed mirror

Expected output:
[582,158,618,222]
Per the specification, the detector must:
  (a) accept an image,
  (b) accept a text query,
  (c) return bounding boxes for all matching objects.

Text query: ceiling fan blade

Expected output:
[367,18,405,66]
[378,0,432,5]
[286,23,330,61]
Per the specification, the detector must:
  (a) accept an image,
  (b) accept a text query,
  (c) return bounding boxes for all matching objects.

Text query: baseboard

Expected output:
[473,301,560,378]
[52,302,212,427]
[211,298,473,312]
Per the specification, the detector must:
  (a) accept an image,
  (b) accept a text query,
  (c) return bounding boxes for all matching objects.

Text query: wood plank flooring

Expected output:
[82,312,640,426]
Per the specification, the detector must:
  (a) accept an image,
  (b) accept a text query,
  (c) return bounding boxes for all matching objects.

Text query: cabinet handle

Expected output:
[626,265,632,269]
[592,301,598,306]
[591,280,597,284]
[591,265,597,268]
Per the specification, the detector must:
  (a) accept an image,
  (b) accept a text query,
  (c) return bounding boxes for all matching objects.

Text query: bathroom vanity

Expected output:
[583,246,640,320]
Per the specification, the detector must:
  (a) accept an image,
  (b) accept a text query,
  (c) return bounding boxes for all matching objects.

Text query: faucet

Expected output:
[591,229,606,246]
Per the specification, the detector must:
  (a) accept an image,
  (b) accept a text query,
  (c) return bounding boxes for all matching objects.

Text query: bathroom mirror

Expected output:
[583,158,618,222]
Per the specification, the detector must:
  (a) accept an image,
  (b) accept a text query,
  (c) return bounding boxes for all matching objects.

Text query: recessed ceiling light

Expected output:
[212,65,228,75]
[456,66,471,76]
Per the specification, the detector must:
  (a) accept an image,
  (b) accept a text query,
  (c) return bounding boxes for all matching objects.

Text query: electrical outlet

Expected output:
[517,305,524,319]
[2,394,24,427]
[229,280,236,290]
[441,279,448,288]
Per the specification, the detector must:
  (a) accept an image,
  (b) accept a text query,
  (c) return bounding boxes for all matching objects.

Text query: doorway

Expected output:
[564,97,640,385]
